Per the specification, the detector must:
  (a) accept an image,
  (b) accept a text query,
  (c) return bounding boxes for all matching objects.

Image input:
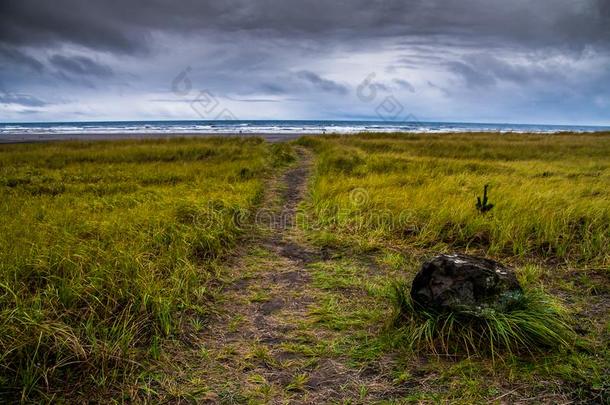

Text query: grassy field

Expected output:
[295,132,609,402]
[1,133,609,402]
[300,132,610,266]
[0,137,293,399]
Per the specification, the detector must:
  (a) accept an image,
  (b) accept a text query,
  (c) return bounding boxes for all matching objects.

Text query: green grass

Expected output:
[1,132,609,402]
[298,132,610,266]
[295,132,609,402]
[0,137,294,400]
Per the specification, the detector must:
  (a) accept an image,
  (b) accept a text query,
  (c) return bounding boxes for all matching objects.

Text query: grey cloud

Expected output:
[227,97,280,103]
[2,0,609,57]
[0,46,44,72]
[16,109,43,115]
[296,70,348,95]
[0,1,149,53]
[0,1,608,124]
[0,91,47,107]
[446,54,568,89]
[49,55,113,77]
[427,81,451,96]
[372,82,390,92]
[259,82,287,95]
[446,61,497,88]
[393,79,415,92]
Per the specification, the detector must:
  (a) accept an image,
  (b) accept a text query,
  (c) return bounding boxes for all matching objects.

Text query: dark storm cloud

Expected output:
[446,61,497,88]
[49,55,114,77]
[0,45,44,72]
[0,1,149,53]
[296,71,348,95]
[1,0,608,55]
[0,0,608,123]
[446,54,567,89]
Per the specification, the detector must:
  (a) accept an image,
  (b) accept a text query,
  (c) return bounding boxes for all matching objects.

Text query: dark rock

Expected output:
[410,254,522,314]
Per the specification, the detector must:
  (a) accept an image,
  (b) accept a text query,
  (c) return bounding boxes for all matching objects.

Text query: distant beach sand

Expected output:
[0,132,304,144]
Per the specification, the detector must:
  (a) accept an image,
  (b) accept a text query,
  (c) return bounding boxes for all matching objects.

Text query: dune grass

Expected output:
[293,132,609,401]
[298,132,610,266]
[1,132,608,402]
[0,137,294,400]
[286,133,610,403]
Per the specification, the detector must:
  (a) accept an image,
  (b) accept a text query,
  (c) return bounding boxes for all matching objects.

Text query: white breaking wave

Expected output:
[1,120,609,138]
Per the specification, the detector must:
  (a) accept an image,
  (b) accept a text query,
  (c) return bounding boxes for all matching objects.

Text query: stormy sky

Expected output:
[1,0,609,124]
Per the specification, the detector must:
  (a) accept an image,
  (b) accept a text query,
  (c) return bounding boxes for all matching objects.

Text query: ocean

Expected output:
[1,120,609,142]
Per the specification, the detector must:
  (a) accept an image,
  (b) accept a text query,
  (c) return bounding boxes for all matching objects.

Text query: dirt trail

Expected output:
[205,147,317,356]
[151,147,400,403]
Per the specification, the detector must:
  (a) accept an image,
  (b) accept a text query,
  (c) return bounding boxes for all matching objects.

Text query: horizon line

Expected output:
[2,119,610,129]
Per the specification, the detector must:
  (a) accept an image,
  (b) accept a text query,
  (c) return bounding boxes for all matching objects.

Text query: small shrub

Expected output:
[476,184,494,213]
[238,167,254,180]
[391,281,575,357]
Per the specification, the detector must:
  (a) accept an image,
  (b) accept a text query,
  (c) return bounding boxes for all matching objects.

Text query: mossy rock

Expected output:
[411,254,523,314]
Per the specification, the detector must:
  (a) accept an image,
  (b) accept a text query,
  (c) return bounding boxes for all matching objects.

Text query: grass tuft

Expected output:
[391,280,576,357]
